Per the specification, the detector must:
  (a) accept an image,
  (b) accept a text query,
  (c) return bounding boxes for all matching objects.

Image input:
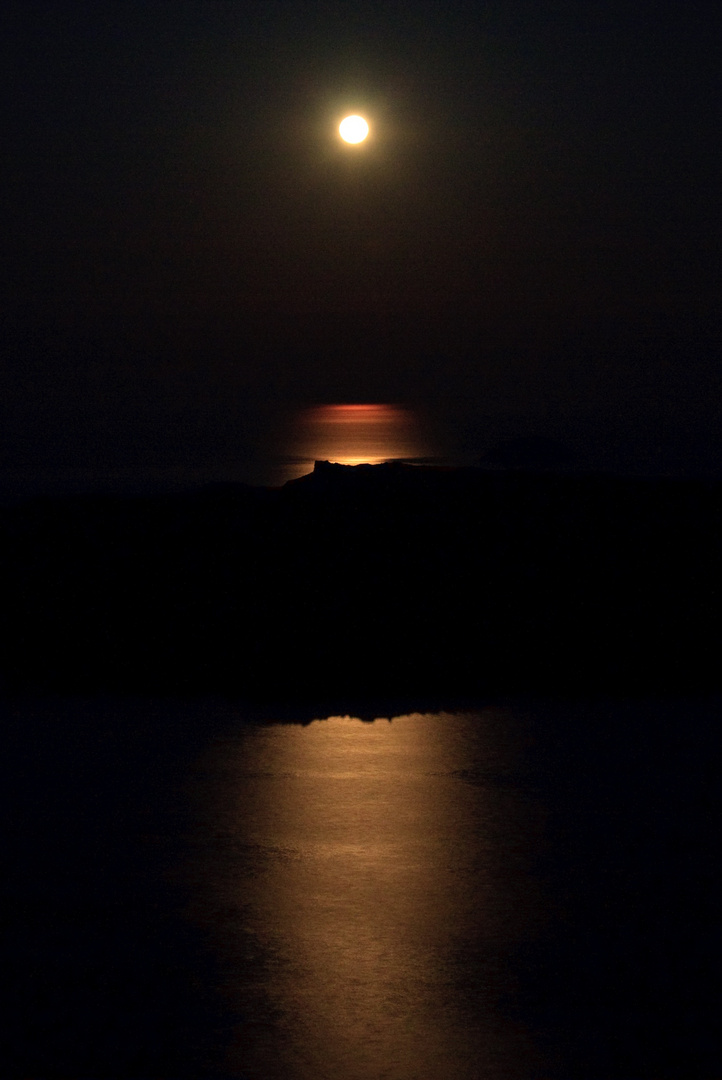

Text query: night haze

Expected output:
[3,8,722,1078]
[3,0,721,491]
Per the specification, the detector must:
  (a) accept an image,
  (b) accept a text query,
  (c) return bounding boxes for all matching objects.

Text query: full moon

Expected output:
[339,115,369,144]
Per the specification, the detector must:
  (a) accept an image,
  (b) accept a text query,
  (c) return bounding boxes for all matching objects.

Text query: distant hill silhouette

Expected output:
[2,462,720,702]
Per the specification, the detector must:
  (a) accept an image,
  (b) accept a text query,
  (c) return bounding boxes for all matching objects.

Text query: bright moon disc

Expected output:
[339,115,369,143]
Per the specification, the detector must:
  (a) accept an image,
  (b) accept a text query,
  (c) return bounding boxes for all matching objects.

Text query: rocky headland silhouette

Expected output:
[3,460,720,702]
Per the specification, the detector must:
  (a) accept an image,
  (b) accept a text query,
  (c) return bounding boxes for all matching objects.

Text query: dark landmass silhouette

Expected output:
[2,460,720,702]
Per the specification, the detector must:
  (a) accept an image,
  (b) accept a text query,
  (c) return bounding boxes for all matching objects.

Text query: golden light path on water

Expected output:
[282,404,428,482]
[187,712,545,1079]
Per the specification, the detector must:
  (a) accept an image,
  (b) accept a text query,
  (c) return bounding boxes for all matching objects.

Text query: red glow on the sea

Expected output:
[284,403,427,480]
[307,404,407,424]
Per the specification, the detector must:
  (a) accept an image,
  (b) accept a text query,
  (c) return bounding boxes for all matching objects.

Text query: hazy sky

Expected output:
[2,0,721,486]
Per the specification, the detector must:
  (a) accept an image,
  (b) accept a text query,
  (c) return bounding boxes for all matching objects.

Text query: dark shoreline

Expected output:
[3,461,721,701]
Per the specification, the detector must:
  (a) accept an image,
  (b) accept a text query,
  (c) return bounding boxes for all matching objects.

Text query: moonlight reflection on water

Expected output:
[4,699,716,1076]
[186,711,545,1080]
[281,404,430,482]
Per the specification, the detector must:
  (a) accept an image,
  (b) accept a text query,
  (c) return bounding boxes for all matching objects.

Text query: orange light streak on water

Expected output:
[283,403,428,481]
[188,712,544,1079]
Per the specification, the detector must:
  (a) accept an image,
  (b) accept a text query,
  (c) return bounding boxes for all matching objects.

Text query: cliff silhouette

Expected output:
[2,461,720,701]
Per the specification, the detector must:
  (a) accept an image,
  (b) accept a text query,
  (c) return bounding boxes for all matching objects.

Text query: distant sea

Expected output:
[0,402,440,499]
[2,697,720,1078]
[3,399,711,503]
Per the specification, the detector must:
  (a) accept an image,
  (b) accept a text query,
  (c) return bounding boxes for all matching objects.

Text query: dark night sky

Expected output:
[2,0,721,488]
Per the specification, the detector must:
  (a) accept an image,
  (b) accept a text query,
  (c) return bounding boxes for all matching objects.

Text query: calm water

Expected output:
[0,401,444,496]
[279,403,436,483]
[2,699,720,1078]
[186,711,545,1079]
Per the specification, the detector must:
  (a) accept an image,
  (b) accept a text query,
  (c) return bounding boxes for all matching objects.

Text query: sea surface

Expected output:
[2,698,720,1078]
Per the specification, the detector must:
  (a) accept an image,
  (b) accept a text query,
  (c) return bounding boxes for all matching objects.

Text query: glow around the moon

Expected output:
[339,115,369,143]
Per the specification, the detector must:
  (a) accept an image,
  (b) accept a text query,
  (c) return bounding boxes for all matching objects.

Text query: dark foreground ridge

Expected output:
[2,461,720,700]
